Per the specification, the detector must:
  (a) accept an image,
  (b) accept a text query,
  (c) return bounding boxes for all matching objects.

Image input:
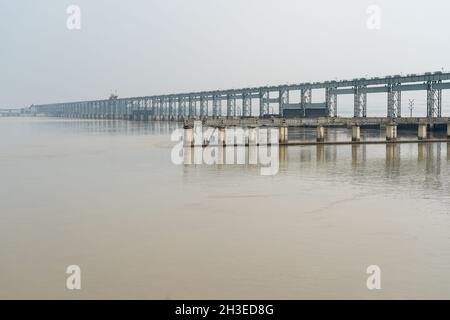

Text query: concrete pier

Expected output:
[418,124,428,140]
[448,123,450,138]
[351,125,360,142]
[386,124,397,141]
[316,126,325,142]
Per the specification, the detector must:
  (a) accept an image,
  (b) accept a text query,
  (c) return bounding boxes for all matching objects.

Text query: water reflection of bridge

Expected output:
[181,143,450,180]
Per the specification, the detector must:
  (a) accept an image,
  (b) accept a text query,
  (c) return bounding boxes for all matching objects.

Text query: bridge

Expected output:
[32,71,450,121]
[26,71,450,143]
[0,108,32,117]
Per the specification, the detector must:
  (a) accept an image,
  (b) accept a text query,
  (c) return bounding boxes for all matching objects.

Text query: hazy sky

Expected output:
[1,0,450,111]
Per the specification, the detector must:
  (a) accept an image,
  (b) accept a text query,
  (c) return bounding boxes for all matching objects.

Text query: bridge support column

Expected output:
[183,126,194,147]
[387,84,401,119]
[316,126,325,142]
[447,123,450,138]
[386,124,397,141]
[352,125,360,142]
[427,82,442,118]
[418,124,428,140]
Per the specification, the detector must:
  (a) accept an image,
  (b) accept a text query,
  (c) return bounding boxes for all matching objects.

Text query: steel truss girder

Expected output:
[112,101,117,116]
[122,100,130,115]
[354,86,367,117]
[160,98,168,117]
[279,88,289,117]
[168,98,176,117]
[129,100,134,114]
[105,101,110,116]
[212,95,221,117]
[144,99,149,113]
[122,100,127,116]
[178,97,187,116]
[326,87,337,117]
[30,71,450,118]
[387,84,402,119]
[151,99,158,116]
[130,100,137,112]
[200,96,208,117]
[156,98,162,116]
[159,98,164,116]
[301,88,312,116]
[113,100,119,116]
[427,81,442,118]
[93,102,97,116]
[153,99,159,116]
[242,92,252,117]
[259,90,270,117]
[227,94,236,117]
[165,98,171,117]
[133,99,141,118]
[189,96,196,117]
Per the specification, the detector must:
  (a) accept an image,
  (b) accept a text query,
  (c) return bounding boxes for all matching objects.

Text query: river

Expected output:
[1,117,449,299]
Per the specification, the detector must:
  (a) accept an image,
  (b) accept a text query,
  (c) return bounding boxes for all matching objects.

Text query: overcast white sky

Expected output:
[1,0,450,114]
